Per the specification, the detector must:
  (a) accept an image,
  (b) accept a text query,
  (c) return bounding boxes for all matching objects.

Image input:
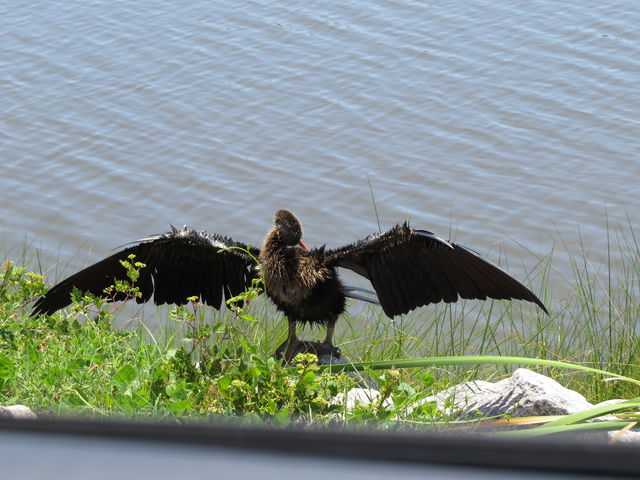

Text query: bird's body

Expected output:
[33,209,548,360]
[261,251,345,327]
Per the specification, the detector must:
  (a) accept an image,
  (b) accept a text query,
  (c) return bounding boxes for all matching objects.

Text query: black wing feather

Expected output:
[33,226,259,315]
[325,223,547,317]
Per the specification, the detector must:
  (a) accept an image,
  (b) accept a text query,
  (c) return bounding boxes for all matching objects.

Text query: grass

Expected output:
[0,219,639,436]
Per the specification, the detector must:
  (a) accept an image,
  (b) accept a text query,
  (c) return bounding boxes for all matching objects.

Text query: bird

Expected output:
[33,209,548,361]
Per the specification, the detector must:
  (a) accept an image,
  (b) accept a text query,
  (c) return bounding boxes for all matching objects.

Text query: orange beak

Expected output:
[298,240,309,250]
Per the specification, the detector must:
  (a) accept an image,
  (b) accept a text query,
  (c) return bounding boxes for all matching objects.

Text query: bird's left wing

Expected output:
[33,226,260,315]
[324,223,547,317]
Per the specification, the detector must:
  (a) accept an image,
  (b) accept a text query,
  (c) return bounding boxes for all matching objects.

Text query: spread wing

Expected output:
[33,226,259,315]
[325,223,547,317]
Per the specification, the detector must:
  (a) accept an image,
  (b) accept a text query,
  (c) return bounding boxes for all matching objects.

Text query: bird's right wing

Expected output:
[33,226,259,315]
[324,223,547,317]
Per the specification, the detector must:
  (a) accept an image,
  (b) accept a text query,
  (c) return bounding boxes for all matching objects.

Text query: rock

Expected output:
[593,399,628,408]
[410,368,593,419]
[592,400,640,444]
[330,368,640,443]
[333,388,391,410]
[276,340,342,364]
[315,348,343,367]
[608,429,640,444]
[0,405,37,419]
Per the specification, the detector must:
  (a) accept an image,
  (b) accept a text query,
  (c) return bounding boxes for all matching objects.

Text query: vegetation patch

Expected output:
[1,219,639,437]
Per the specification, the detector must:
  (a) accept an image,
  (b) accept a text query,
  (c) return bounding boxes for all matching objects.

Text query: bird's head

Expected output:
[273,209,308,250]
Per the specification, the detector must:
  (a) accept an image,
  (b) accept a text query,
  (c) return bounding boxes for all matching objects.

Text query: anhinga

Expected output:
[33,209,548,360]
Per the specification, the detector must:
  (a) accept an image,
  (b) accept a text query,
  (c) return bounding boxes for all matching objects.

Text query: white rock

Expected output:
[410,368,593,419]
[608,429,640,444]
[592,399,640,444]
[0,405,37,419]
[592,399,628,409]
[334,369,639,444]
[333,388,391,410]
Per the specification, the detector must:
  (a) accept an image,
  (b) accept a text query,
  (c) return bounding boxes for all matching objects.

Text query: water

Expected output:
[2,0,639,297]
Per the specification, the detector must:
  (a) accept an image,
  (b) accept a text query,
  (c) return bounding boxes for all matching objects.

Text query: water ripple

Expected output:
[0,0,638,287]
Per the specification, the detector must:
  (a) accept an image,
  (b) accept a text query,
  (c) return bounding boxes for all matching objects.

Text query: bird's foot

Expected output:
[313,341,342,365]
[275,337,303,363]
[275,339,341,365]
[307,340,341,364]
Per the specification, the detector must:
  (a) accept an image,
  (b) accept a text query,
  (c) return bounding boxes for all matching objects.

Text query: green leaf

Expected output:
[168,399,192,415]
[113,364,137,388]
[166,378,188,399]
[164,349,177,360]
[535,398,640,427]
[495,420,637,439]
[0,356,14,380]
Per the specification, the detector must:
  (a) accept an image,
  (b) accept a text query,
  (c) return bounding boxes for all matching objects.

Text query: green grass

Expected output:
[0,219,639,435]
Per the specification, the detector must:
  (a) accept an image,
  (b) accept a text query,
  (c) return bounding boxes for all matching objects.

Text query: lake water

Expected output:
[2,0,638,304]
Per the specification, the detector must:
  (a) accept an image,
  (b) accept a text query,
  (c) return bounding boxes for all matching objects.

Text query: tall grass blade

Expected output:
[323,355,638,384]
[494,420,635,438]
[535,398,640,427]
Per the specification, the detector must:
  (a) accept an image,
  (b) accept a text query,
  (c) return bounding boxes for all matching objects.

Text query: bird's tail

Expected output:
[343,285,380,305]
